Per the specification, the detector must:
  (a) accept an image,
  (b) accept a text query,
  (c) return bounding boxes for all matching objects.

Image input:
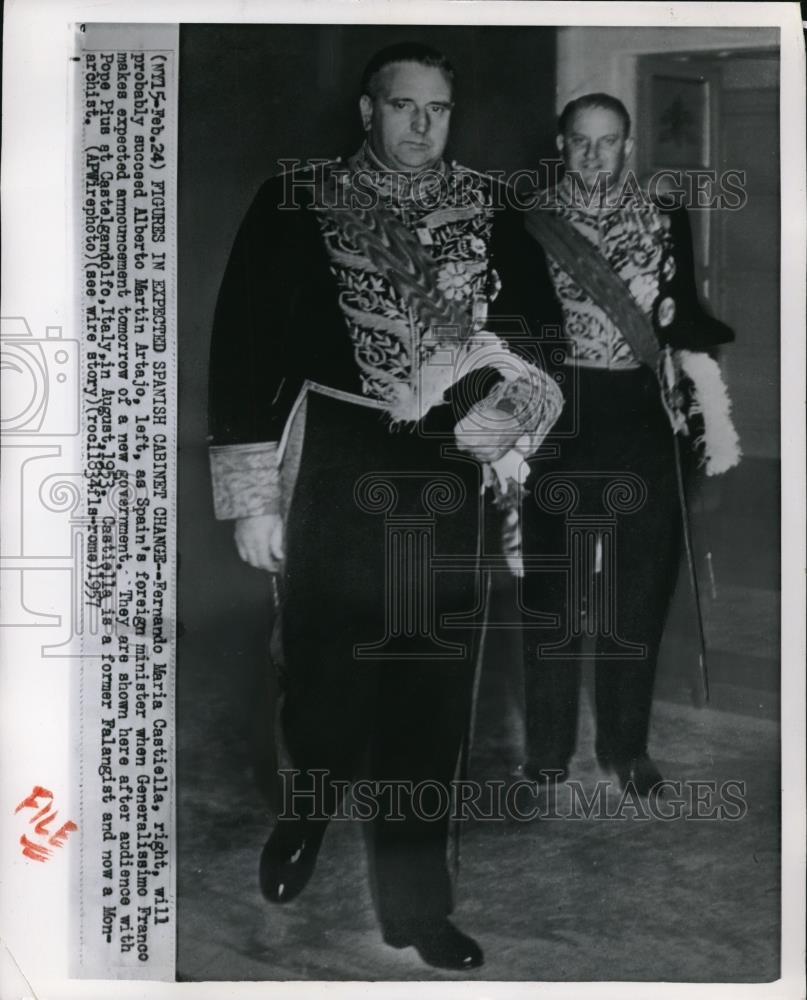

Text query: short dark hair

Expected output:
[558,93,631,137]
[360,42,455,99]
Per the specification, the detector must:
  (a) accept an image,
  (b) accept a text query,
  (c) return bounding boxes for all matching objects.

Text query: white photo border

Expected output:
[1,2,804,999]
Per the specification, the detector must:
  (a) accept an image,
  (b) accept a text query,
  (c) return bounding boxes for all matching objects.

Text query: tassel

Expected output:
[677,349,742,476]
[485,449,531,578]
[500,505,524,578]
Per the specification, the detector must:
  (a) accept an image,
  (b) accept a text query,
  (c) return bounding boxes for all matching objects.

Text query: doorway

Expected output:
[637,49,781,714]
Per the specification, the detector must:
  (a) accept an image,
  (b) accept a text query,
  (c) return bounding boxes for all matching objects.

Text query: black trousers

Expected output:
[278,391,484,931]
[521,367,683,767]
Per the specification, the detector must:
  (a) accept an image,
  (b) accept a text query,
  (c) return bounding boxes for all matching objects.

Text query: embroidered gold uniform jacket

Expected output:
[208,152,563,519]
[542,179,733,369]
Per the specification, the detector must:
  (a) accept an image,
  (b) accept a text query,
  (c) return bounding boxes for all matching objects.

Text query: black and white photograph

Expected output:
[0,2,804,997]
[178,15,788,984]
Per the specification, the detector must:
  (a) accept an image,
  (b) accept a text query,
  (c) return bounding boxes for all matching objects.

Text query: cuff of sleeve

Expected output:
[209,442,280,520]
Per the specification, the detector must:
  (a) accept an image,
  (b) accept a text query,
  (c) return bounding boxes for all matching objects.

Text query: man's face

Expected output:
[557,106,633,189]
[360,61,453,172]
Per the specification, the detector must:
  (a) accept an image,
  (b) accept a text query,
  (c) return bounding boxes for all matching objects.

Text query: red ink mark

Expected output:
[15,786,54,814]
[15,786,77,862]
[20,835,51,862]
[34,810,59,835]
[31,803,55,824]
[49,821,78,847]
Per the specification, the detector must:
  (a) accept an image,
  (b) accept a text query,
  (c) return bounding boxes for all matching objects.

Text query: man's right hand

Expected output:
[234,513,285,573]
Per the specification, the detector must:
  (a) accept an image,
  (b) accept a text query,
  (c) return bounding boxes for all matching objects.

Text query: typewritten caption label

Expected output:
[75,26,177,981]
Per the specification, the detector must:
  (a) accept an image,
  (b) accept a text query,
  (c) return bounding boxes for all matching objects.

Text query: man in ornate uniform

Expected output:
[208,43,563,970]
[520,93,738,796]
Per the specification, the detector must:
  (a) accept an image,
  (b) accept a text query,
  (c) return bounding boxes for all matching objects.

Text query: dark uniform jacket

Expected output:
[208,155,563,520]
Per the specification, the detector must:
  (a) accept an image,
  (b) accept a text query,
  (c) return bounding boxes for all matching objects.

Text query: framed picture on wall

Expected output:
[648,73,711,167]
[637,56,724,302]
[637,56,722,175]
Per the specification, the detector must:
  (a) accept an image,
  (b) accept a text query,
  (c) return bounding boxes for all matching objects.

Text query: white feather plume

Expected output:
[677,349,742,476]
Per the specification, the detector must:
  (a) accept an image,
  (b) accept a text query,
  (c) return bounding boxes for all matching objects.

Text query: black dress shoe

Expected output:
[611,755,664,798]
[384,918,484,971]
[259,820,324,904]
